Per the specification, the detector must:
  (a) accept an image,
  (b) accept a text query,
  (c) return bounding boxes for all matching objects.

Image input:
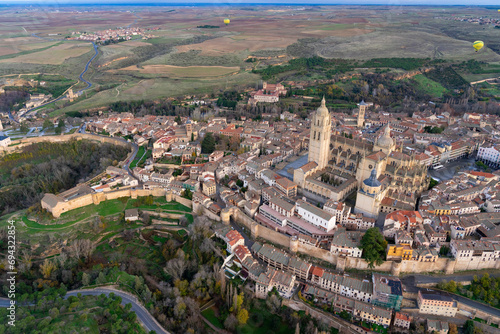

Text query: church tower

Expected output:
[357,100,367,128]
[308,97,331,169]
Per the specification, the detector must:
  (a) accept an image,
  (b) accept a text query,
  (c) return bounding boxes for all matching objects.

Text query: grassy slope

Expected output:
[411,74,448,98]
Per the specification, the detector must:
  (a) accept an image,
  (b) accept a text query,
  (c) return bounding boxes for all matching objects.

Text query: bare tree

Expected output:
[19,250,33,274]
[224,314,238,331]
[70,239,95,262]
[165,250,187,280]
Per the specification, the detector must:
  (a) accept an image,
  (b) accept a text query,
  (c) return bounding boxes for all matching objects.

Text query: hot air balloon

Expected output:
[224,18,230,26]
[473,40,484,52]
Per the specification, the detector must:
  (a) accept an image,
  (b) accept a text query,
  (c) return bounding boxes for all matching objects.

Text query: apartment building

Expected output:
[417,291,457,317]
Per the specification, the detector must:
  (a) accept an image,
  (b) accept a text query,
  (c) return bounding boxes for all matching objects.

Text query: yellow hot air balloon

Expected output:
[224,18,230,25]
[473,40,484,52]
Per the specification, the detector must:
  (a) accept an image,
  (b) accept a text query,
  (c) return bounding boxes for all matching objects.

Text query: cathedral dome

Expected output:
[377,125,394,148]
[363,169,381,188]
[316,96,329,117]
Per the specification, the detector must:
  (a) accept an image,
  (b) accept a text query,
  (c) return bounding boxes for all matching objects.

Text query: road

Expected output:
[10,34,99,118]
[76,42,99,94]
[0,287,169,334]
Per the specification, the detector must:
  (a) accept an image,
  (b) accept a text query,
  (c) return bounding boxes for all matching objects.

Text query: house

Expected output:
[426,320,449,334]
[418,290,457,317]
[124,209,139,221]
[393,312,412,329]
[209,151,224,162]
[216,227,245,253]
[203,180,217,197]
[275,177,298,197]
[0,135,11,147]
[330,228,363,258]
[255,267,296,299]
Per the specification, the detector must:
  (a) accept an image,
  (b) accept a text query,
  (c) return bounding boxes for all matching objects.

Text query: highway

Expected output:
[0,287,169,334]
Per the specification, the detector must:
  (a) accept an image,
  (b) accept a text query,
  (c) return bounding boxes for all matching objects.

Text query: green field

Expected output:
[202,308,224,329]
[411,74,448,98]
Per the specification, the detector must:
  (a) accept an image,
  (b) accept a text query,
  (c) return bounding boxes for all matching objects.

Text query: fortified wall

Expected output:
[221,207,500,275]
[42,187,191,218]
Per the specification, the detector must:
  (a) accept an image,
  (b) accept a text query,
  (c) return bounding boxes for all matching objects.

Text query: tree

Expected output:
[20,123,29,134]
[43,119,53,130]
[449,323,458,334]
[96,272,106,285]
[237,308,249,325]
[224,314,238,331]
[201,132,216,154]
[339,310,351,321]
[439,245,450,256]
[360,228,388,268]
[39,259,57,279]
[429,178,439,190]
[446,280,457,293]
[58,119,65,128]
[236,292,244,311]
[464,320,475,334]
[266,294,281,313]
[82,273,90,286]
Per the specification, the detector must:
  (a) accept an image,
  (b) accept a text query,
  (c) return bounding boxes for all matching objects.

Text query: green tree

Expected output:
[58,119,65,128]
[360,228,388,268]
[82,273,90,286]
[439,245,449,256]
[446,280,457,293]
[20,123,29,133]
[429,178,439,190]
[464,320,475,334]
[43,119,53,130]
[201,132,216,154]
[339,310,351,321]
[183,188,193,200]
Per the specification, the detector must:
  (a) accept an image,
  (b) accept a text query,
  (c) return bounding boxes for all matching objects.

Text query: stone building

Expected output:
[294,101,429,217]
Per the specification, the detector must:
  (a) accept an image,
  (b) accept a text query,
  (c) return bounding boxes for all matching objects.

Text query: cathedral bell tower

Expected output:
[357,100,368,128]
[308,97,331,169]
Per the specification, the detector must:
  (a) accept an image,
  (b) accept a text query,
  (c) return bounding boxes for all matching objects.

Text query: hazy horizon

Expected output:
[0,1,498,6]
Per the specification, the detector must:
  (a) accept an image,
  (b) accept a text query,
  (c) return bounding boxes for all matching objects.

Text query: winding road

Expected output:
[8,33,100,122]
[0,287,169,334]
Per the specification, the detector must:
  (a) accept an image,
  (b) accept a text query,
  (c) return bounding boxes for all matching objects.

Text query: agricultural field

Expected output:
[117,64,241,78]
[0,5,498,115]
[0,42,93,65]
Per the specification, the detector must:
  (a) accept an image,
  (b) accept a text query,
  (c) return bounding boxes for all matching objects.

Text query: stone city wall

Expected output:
[45,188,193,218]
[221,207,500,275]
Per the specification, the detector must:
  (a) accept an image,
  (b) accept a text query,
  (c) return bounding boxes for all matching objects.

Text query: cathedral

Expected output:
[294,98,429,218]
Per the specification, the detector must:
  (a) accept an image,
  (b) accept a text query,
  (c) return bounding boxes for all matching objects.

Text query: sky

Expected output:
[0,0,498,5]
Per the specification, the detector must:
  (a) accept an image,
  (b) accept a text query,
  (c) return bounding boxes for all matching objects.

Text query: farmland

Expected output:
[0,5,499,115]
